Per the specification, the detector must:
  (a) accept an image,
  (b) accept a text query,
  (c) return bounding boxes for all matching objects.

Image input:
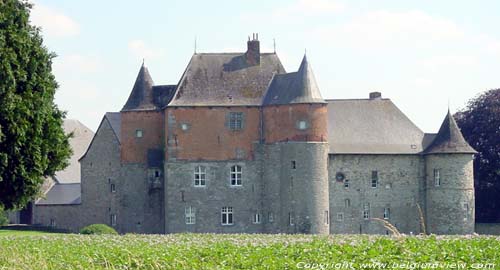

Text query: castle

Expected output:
[31,36,476,235]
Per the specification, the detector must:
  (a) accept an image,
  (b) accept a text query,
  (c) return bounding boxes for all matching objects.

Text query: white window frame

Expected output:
[110,183,116,193]
[363,203,370,220]
[434,169,441,187]
[229,112,243,131]
[337,212,344,222]
[185,206,196,225]
[384,207,390,220]
[289,212,295,226]
[221,206,233,225]
[135,129,143,138]
[253,212,261,224]
[194,166,206,187]
[110,214,117,226]
[230,165,242,186]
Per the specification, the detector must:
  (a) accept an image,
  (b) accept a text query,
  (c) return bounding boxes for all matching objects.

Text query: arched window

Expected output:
[230,165,242,186]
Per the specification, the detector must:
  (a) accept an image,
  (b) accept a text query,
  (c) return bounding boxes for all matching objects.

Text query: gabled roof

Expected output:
[327,98,426,154]
[105,112,121,143]
[121,64,156,111]
[35,183,81,205]
[424,110,476,154]
[54,120,93,183]
[263,55,325,105]
[169,52,286,106]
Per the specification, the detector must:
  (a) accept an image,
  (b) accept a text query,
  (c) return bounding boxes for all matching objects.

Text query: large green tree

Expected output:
[0,0,71,210]
[455,89,500,222]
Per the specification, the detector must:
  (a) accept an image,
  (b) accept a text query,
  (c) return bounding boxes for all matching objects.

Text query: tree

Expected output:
[455,89,500,222]
[0,0,71,210]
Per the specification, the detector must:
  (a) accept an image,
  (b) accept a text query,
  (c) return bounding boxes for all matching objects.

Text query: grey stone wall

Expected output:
[425,153,474,234]
[33,205,82,232]
[329,154,424,235]
[276,142,330,234]
[164,159,263,233]
[78,118,122,231]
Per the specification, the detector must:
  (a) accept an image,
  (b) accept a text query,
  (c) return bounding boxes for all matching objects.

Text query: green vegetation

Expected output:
[0,234,499,269]
[0,207,8,226]
[80,224,118,235]
[0,0,72,210]
[0,229,55,236]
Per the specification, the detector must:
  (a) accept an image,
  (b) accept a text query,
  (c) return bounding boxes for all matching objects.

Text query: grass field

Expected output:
[1,232,499,269]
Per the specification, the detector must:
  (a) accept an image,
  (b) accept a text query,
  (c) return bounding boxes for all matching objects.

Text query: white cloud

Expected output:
[313,10,464,49]
[241,0,345,23]
[416,55,478,73]
[128,40,165,60]
[53,54,103,74]
[30,2,79,37]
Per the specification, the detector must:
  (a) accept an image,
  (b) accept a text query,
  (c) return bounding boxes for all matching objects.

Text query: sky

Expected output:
[29,0,500,133]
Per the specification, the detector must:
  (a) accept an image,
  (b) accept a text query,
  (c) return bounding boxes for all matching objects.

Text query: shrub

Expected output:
[0,206,8,226]
[79,224,118,235]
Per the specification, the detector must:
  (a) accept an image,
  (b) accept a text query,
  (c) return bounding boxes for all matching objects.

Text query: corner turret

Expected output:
[122,63,155,111]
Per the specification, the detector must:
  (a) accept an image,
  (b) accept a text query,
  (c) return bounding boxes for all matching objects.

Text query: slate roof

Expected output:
[169,53,286,106]
[122,64,156,111]
[54,120,94,183]
[36,183,81,205]
[263,55,325,105]
[153,85,176,108]
[424,111,476,154]
[105,112,121,143]
[327,99,426,154]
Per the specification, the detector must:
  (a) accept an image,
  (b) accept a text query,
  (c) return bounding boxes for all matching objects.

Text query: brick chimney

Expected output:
[369,92,382,99]
[246,33,260,65]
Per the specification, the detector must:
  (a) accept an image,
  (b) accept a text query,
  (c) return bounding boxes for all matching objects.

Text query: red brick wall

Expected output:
[165,107,260,161]
[121,111,164,163]
[263,103,328,143]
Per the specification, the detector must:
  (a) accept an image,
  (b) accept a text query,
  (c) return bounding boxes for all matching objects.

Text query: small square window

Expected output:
[135,129,143,138]
[344,179,349,188]
[181,123,189,131]
[337,212,344,222]
[298,120,307,130]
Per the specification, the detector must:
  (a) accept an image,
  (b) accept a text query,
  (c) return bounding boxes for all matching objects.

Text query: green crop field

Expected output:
[0,232,499,270]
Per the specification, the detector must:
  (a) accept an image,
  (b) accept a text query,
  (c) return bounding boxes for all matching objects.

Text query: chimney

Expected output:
[369,92,382,99]
[246,33,260,65]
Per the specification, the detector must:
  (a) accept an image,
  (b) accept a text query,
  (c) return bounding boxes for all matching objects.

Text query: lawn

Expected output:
[0,233,499,270]
[0,229,56,236]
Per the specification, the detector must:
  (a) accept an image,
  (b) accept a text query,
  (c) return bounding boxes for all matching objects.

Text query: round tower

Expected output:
[262,55,330,234]
[424,111,476,234]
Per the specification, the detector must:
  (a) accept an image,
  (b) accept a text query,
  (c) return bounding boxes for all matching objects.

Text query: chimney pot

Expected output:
[369,92,382,99]
[246,34,260,65]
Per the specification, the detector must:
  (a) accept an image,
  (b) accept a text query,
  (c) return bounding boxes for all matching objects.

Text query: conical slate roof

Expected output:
[121,63,156,111]
[424,110,476,154]
[263,55,325,105]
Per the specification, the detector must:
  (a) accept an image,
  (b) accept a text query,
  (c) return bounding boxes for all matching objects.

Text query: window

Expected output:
[371,171,378,188]
[385,183,392,189]
[185,206,196,225]
[154,170,161,178]
[229,112,243,131]
[344,178,349,188]
[110,183,116,193]
[135,129,143,138]
[253,212,261,224]
[221,207,233,225]
[181,123,189,131]
[50,219,56,227]
[324,210,329,225]
[194,166,206,187]
[298,120,307,130]
[434,169,441,186]
[289,212,295,226]
[337,212,344,222]
[268,212,274,223]
[363,203,370,220]
[384,207,391,220]
[463,203,469,221]
[110,214,117,226]
[291,160,296,169]
[230,165,242,186]
[345,199,351,208]
[335,172,345,182]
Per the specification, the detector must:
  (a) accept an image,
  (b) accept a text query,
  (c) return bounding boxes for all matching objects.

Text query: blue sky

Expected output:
[30,0,500,132]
